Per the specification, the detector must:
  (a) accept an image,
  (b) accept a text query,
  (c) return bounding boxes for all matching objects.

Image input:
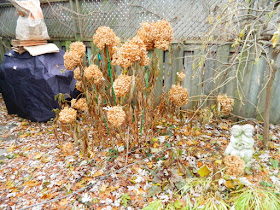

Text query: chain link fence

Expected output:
[0,0,228,41]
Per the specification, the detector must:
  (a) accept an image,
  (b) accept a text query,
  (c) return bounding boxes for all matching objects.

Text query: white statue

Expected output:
[225,124,255,168]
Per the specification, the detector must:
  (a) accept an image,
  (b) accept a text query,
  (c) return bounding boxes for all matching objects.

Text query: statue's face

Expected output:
[230,124,254,150]
[231,125,241,137]
[243,124,254,137]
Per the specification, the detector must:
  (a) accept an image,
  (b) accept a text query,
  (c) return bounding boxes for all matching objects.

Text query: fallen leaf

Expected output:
[92,170,103,178]
[34,153,42,159]
[198,165,211,177]
[7,144,15,152]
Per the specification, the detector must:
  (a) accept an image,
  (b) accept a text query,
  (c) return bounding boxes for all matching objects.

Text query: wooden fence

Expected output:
[0,0,280,124]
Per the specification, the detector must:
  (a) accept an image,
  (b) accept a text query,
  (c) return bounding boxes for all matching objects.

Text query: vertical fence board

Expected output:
[214,45,230,94]
[163,50,172,93]
[203,50,216,106]
[171,44,183,86]
[223,52,237,98]
[3,39,10,53]
[65,41,72,51]
[191,49,203,108]
[243,56,266,118]
[0,40,5,63]
[90,42,100,66]
[183,50,194,109]
[154,49,164,102]
[268,53,280,124]
[53,41,62,49]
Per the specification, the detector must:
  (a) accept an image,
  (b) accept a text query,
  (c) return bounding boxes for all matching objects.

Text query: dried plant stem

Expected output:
[106,46,116,105]
[140,68,150,136]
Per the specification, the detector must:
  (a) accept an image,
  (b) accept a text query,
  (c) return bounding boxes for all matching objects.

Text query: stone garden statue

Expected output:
[225,124,255,169]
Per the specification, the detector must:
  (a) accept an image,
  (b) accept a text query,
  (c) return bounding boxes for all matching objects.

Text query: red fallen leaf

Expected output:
[197,161,203,168]
[41,193,54,199]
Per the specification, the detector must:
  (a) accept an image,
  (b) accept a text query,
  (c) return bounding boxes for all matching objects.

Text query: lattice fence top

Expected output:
[0,0,230,41]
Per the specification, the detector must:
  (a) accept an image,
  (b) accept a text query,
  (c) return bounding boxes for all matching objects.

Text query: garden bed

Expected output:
[0,94,280,209]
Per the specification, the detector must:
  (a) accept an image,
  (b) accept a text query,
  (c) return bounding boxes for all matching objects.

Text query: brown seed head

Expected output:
[69,41,86,57]
[84,64,104,85]
[224,155,245,176]
[58,107,77,124]
[64,51,82,70]
[113,75,132,97]
[217,94,234,115]
[168,85,189,107]
[107,106,126,127]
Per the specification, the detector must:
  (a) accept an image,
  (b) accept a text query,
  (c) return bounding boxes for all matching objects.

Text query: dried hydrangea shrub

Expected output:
[58,107,77,124]
[73,67,82,81]
[84,64,104,85]
[75,81,83,92]
[69,41,86,57]
[224,155,245,176]
[168,85,189,107]
[72,98,88,111]
[107,106,126,127]
[64,51,82,70]
[113,75,132,97]
[217,94,234,115]
[177,71,186,82]
[137,20,173,50]
[112,36,150,68]
[93,26,121,53]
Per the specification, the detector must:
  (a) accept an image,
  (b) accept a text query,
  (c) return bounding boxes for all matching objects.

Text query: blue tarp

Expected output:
[0,50,76,122]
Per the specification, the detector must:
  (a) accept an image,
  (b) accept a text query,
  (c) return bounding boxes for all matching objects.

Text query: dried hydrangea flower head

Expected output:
[137,20,173,50]
[177,71,186,82]
[217,94,234,115]
[168,85,189,107]
[62,142,74,156]
[93,26,121,53]
[75,80,83,92]
[84,64,104,85]
[224,155,245,176]
[107,106,126,127]
[112,36,150,68]
[73,67,82,81]
[71,98,88,111]
[113,75,132,97]
[69,41,86,57]
[64,51,82,70]
[58,107,77,124]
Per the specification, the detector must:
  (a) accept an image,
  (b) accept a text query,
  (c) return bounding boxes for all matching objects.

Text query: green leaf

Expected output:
[260,181,272,187]
[165,142,171,148]
[270,159,279,169]
[121,193,131,207]
[173,200,183,209]
[147,185,162,197]
[197,165,211,177]
[142,200,164,210]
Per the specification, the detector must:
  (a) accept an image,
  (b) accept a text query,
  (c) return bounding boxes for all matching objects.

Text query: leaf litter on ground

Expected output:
[0,94,280,209]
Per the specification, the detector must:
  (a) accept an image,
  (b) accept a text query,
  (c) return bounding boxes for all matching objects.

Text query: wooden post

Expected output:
[75,0,83,40]
[65,40,72,51]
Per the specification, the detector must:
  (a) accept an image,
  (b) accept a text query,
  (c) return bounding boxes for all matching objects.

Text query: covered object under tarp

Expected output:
[0,50,76,122]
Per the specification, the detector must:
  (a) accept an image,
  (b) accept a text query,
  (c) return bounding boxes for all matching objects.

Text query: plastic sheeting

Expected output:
[0,50,76,122]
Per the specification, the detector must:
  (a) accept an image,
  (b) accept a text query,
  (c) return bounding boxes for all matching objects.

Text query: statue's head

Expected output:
[230,124,254,150]
[242,124,254,137]
[231,125,242,137]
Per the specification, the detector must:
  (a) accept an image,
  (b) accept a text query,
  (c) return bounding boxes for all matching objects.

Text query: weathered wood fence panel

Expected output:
[0,0,279,124]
